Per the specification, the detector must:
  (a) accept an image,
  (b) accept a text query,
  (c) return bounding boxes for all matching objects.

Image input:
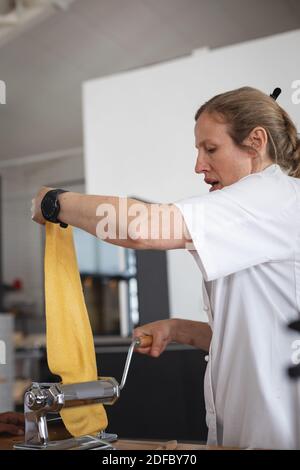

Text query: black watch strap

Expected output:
[41,189,69,229]
[56,189,68,229]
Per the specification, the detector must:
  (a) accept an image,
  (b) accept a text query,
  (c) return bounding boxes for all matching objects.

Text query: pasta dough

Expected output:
[44,222,108,436]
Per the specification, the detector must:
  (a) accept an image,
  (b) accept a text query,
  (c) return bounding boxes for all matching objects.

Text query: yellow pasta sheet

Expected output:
[44,223,108,436]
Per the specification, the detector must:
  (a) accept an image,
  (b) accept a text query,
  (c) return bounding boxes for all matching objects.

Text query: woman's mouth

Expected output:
[206,180,222,192]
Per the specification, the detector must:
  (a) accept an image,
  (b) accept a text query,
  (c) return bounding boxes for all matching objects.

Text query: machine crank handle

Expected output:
[119,336,153,391]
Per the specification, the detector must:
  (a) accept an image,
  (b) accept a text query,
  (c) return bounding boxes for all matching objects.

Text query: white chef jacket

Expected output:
[174,164,300,449]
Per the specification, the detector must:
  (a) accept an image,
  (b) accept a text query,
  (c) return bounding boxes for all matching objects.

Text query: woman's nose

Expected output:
[195,154,209,174]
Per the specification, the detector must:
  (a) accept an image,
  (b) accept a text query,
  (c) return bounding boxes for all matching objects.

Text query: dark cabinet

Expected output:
[96,345,208,442]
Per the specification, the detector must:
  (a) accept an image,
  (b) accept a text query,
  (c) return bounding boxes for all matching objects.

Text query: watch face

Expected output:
[41,195,57,220]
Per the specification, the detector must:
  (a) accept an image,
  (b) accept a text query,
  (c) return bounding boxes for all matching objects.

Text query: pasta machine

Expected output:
[14,335,152,450]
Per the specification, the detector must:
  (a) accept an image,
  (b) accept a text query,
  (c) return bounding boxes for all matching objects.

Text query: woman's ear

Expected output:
[244,127,268,155]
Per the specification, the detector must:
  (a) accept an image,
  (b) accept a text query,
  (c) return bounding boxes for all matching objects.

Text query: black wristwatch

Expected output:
[41,189,69,228]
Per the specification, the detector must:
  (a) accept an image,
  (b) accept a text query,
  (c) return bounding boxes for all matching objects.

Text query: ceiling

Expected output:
[0,0,300,162]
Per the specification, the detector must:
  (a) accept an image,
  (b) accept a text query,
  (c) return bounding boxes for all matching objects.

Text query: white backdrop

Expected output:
[83,29,300,322]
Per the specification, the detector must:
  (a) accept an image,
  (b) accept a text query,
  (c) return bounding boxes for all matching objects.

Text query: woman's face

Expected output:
[194,111,255,192]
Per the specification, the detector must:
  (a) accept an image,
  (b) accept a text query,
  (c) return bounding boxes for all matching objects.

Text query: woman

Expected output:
[32,87,300,449]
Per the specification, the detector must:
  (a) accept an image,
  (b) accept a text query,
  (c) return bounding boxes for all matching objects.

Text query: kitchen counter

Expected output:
[15,334,195,351]
[0,434,236,451]
[0,409,239,450]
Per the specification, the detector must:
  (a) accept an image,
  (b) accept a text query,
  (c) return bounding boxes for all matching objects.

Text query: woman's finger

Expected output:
[150,331,166,357]
[135,346,152,355]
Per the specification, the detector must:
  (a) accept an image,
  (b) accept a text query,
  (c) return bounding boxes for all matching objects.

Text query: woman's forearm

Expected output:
[172,319,212,352]
[32,187,189,250]
[58,192,148,249]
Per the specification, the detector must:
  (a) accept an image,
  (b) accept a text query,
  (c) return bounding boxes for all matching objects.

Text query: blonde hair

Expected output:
[195,86,300,178]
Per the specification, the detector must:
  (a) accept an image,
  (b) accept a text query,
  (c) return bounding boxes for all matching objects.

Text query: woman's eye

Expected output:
[207,148,216,154]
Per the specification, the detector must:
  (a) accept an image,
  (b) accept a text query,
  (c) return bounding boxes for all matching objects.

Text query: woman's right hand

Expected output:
[133,319,177,358]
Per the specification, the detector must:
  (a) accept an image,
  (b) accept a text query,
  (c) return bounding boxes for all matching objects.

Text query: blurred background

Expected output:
[0,0,299,441]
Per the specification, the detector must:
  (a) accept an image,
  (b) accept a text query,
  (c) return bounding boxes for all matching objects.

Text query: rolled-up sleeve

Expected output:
[174,176,297,281]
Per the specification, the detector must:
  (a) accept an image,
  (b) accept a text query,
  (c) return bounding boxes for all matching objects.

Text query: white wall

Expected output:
[83,29,300,322]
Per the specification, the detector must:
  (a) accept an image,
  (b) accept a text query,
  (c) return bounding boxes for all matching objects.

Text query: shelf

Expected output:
[80,271,136,281]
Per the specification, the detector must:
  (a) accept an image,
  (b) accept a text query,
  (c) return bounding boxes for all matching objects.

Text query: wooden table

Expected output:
[114,439,209,450]
[0,434,230,450]
[0,419,238,450]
